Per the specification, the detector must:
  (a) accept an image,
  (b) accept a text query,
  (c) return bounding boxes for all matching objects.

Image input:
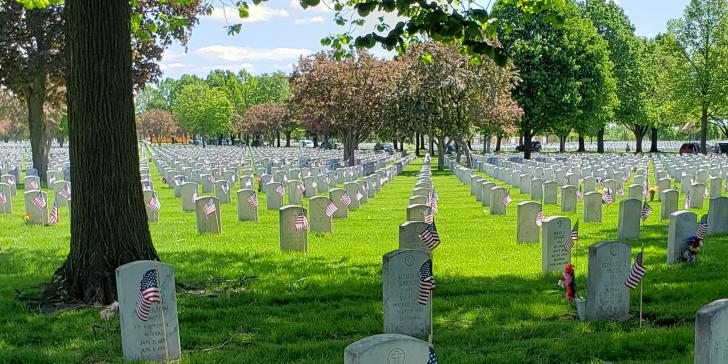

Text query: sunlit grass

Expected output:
[0,155,725,363]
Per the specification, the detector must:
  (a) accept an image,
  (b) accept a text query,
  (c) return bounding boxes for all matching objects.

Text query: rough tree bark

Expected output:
[649,127,659,153]
[26,75,50,183]
[415,132,420,156]
[436,136,445,171]
[495,135,502,152]
[597,128,605,153]
[55,0,158,304]
[577,135,585,152]
[559,135,566,153]
[701,105,708,154]
[285,130,291,147]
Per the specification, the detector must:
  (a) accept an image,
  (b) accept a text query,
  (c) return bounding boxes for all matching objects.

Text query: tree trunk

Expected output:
[419,133,425,151]
[701,105,708,154]
[57,134,65,147]
[415,132,420,156]
[559,135,566,153]
[523,127,532,160]
[400,137,405,154]
[392,138,398,151]
[230,133,236,146]
[436,136,445,171]
[429,135,434,155]
[312,133,318,148]
[56,0,158,304]
[634,128,644,153]
[577,135,585,152]
[285,130,292,147]
[218,134,223,145]
[495,135,502,152]
[26,75,50,184]
[276,132,280,147]
[597,128,605,153]
[649,127,659,153]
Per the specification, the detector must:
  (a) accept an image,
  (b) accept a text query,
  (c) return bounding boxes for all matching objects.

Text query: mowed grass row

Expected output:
[0,156,726,363]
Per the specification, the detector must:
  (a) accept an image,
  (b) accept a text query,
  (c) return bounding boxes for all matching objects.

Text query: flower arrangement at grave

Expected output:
[649,185,657,201]
[682,236,703,263]
[21,212,30,223]
[256,176,263,192]
[557,264,578,301]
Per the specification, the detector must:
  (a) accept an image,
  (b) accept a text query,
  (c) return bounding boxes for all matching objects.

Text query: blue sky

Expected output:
[159,0,691,79]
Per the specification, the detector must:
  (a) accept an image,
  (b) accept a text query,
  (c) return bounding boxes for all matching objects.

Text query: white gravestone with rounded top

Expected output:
[382,249,431,339]
[115,260,181,361]
[195,196,221,234]
[517,201,540,244]
[541,216,571,273]
[344,334,429,364]
[667,210,697,264]
[279,205,308,252]
[586,241,631,322]
[236,189,258,222]
[695,299,728,364]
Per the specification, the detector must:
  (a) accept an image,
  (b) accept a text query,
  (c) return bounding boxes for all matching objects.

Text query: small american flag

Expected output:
[432,188,439,201]
[417,260,435,305]
[325,199,338,217]
[208,175,215,182]
[428,195,439,214]
[355,191,363,201]
[248,193,259,208]
[428,346,439,364]
[147,192,161,212]
[27,179,38,190]
[622,174,630,182]
[576,189,583,199]
[275,184,285,196]
[7,177,15,185]
[424,210,434,224]
[564,221,579,253]
[617,186,624,196]
[49,175,57,184]
[340,192,352,206]
[294,214,309,232]
[696,219,708,240]
[32,192,46,208]
[625,252,646,289]
[0,190,6,205]
[536,210,544,227]
[59,185,71,200]
[640,202,653,220]
[297,183,306,194]
[685,195,691,209]
[220,182,229,194]
[135,269,161,321]
[48,199,59,225]
[203,199,217,217]
[602,189,613,205]
[417,222,441,250]
[502,191,512,205]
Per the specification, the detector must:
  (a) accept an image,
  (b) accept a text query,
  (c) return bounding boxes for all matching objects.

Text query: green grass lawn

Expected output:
[0,156,726,363]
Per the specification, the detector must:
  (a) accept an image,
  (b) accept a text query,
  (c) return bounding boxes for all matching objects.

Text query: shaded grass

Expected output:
[0,155,726,363]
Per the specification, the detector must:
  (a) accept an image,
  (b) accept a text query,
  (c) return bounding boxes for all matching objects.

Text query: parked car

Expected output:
[299,140,314,148]
[319,141,334,149]
[679,142,701,155]
[251,139,266,147]
[374,143,395,154]
[516,141,542,152]
[714,142,728,154]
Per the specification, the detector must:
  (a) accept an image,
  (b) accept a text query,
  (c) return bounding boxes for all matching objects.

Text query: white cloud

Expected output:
[294,16,325,24]
[205,5,289,24]
[289,0,334,13]
[191,63,256,73]
[196,45,313,62]
[159,62,195,71]
[161,49,186,62]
